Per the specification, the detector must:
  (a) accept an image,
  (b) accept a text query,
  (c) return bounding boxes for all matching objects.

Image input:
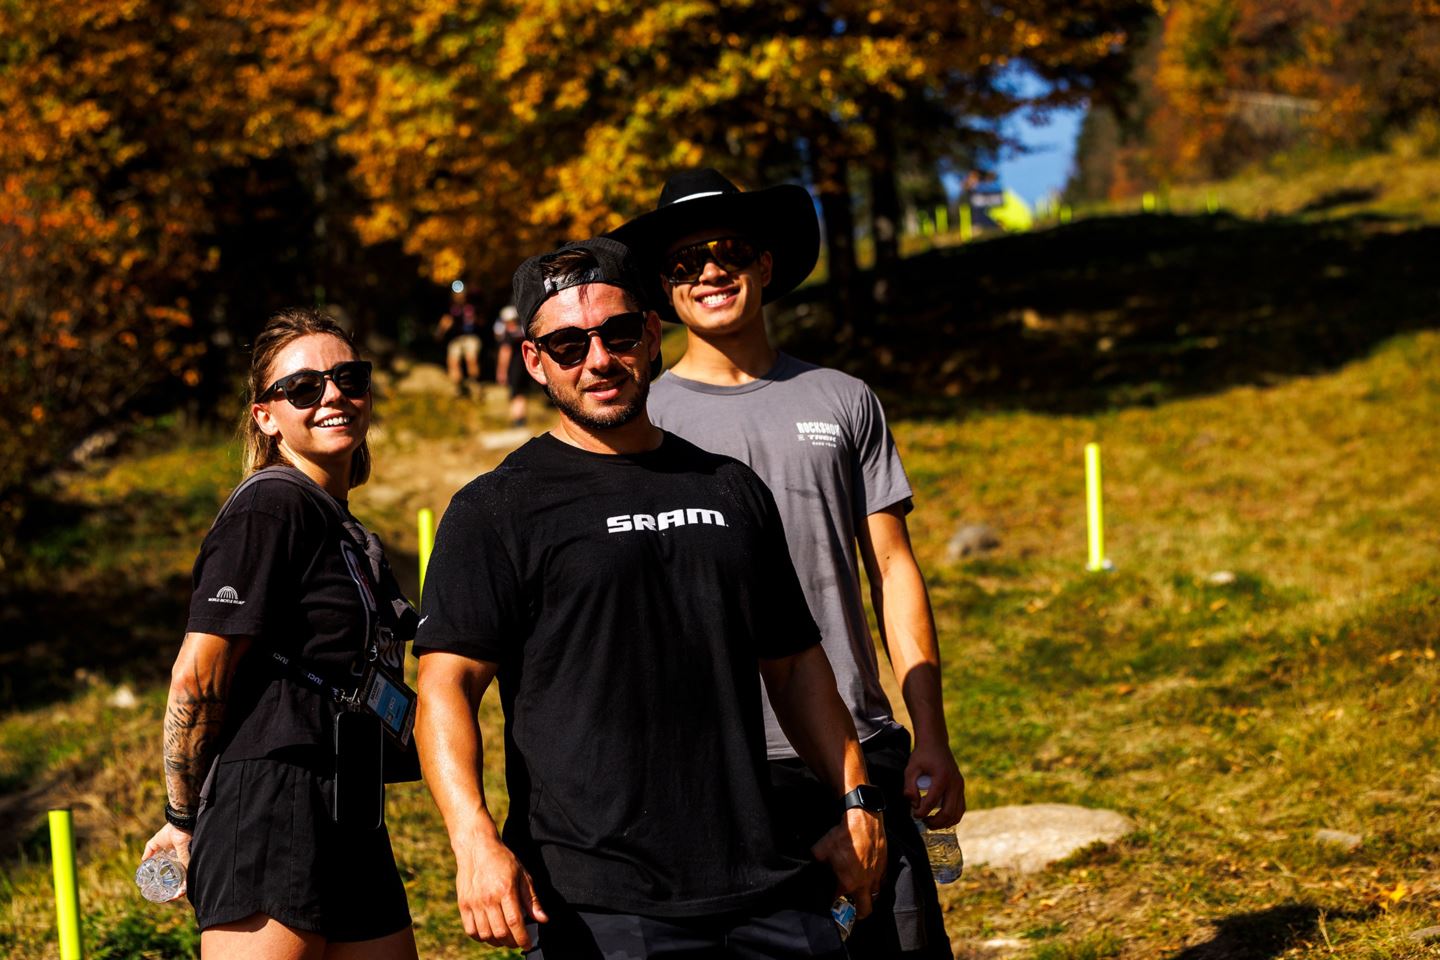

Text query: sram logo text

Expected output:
[607,508,727,533]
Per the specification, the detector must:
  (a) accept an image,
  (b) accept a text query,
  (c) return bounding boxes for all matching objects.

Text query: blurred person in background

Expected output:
[493,303,530,426]
[436,284,483,397]
[143,308,420,960]
[613,168,965,960]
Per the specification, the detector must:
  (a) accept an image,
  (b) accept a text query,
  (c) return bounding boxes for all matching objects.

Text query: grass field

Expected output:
[3,152,1439,958]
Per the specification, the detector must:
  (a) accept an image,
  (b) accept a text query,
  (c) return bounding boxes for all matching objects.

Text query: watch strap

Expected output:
[841,784,886,814]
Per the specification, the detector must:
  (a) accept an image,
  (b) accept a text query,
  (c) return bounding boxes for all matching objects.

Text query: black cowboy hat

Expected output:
[608,168,820,322]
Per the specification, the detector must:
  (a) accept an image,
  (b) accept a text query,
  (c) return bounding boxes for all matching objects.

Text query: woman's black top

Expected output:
[186,477,410,765]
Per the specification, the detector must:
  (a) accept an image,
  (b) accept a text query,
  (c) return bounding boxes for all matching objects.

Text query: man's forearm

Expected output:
[416,655,501,846]
[762,646,869,794]
[879,562,950,749]
[862,508,951,750]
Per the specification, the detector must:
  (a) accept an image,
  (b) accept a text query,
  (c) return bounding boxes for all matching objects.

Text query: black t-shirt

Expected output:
[414,432,824,916]
[187,480,406,762]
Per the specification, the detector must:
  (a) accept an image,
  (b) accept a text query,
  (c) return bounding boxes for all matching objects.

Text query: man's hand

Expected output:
[812,808,887,919]
[904,738,966,829]
[454,830,549,950]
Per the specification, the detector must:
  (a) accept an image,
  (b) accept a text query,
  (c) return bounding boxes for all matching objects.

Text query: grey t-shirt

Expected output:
[650,352,912,759]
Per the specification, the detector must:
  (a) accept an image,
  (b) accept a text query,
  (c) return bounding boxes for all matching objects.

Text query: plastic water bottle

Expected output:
[830,895,857,940]
[135,853,186,903]
[915,775,963,884]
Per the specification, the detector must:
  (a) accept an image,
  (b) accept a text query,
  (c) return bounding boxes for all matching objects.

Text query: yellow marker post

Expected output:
[959,204,972,243]
[49,809,82,960]
[418,508,436,600]
[1142,191,1156,213]
[1085,443,1108,572]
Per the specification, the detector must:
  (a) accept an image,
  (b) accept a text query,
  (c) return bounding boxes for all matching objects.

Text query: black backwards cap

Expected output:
[511,237,653,329]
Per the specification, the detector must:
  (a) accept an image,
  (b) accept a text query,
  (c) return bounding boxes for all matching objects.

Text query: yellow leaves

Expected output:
[431,248,465,286]
[553,78,591,112]
[1373,879,1408,911]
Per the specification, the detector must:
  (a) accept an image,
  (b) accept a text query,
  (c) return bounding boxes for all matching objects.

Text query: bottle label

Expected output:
[831,896,857,940]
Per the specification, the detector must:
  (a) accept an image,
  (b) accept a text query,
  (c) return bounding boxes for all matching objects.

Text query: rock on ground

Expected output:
[1313,828,1363,851]
[393,363,455,395]
[945,523,1001,562]
[956,803,1135,874]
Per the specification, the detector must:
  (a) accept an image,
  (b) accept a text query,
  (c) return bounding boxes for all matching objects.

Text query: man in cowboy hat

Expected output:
[612,170,965,959]
[414,237,886,959]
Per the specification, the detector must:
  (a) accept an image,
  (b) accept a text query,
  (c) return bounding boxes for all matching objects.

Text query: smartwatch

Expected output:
[841,784,887,815]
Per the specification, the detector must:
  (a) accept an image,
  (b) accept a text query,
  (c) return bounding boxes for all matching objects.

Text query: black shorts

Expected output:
[507,353,531,398]
[768,728,951,959]
[188,755,411,942]
[525,904,845,959]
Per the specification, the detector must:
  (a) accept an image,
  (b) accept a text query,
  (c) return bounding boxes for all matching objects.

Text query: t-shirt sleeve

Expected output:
[848,382,914,516]
[186,510,293,637]
[413,493,524,663]
[745,473,823,660]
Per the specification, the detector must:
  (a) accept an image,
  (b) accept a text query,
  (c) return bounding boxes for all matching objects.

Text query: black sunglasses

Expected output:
[663,237,761,285]
[530,312,647,368]
[261,360,372,408]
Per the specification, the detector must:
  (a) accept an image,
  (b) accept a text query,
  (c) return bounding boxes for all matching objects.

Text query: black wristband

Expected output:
[164,802,197,831]
[842,784,887,815]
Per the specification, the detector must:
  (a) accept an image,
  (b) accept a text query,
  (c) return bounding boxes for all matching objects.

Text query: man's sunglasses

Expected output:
[261,360,372,408]
[663,237,761,285]
[530,312,647,368]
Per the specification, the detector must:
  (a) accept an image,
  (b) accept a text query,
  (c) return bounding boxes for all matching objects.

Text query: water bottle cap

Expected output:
[916,775,933,791]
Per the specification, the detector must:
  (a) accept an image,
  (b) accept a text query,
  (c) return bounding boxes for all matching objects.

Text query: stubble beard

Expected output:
[545,365,651,432]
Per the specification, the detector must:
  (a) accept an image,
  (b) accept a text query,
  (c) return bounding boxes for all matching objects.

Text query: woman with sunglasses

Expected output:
[143,308,419,960]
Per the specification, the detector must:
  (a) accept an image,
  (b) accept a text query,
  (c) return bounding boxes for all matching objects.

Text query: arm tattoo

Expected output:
[162,643,242,817]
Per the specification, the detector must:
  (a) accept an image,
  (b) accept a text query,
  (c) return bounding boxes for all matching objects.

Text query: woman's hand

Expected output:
[141,822,193,903]
[142,822,193,868]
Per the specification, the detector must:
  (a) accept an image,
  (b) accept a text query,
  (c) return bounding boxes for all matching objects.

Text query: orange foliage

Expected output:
[1122,0,1440,185]
[0,0,328,504]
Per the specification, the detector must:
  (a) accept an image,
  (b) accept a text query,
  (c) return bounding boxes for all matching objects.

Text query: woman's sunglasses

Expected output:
[261,360,372,409]
[530,312,647,368]
[663,237,761,285]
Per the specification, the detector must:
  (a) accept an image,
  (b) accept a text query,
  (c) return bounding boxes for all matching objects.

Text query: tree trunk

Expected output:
[815,148,859,344]
[868,113,902,312]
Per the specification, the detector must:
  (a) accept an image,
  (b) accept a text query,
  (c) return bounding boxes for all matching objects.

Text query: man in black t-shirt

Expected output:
[414,238,887,959]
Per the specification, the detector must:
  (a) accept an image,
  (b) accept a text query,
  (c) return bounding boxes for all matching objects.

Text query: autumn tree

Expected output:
[332,0,1155,338]
[0,0,434,536]
[1077,0,1440,194]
